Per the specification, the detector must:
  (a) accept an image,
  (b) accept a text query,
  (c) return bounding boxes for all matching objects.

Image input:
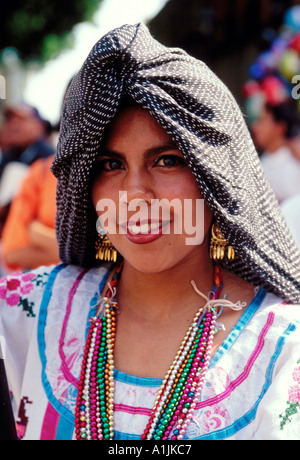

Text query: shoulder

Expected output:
[241,290,300,374]
[250,291,300,376]
[45,262,112,295]
[40,263,112,322]
[252,291,300,339]
[258,291,300,322]
[0,263,112,319]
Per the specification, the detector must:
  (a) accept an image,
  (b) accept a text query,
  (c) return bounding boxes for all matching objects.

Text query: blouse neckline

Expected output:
[113,287,267,387]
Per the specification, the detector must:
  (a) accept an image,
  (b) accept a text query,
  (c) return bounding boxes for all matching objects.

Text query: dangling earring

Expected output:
[210,222,235,261]
[95,226,118,263]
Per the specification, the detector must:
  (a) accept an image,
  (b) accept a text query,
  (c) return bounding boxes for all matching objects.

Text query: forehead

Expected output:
[103,105,173,149]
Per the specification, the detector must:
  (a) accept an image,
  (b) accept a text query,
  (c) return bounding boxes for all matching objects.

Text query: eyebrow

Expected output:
[98,141,182,161]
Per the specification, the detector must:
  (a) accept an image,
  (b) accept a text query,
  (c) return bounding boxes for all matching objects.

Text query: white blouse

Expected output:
[0,263,299,440]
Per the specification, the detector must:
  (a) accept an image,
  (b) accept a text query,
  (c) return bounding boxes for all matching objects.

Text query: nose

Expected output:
[121,167,156,206]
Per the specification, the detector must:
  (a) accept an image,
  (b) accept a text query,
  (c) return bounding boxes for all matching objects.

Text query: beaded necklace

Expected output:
[75,264,223,441]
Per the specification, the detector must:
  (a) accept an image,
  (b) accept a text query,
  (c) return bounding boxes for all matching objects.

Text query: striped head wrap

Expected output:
[52,23,300,303]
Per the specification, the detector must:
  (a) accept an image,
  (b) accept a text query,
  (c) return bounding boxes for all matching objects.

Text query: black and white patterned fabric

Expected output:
[52,23,300,303]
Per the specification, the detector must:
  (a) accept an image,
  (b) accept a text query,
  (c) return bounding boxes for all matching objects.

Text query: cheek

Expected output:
[92,183,118,233]
[185,180,213,237]
[165,181,212,240]
[91,179,114,208]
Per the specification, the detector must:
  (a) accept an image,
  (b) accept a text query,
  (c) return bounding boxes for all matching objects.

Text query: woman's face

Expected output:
[91,105,212,273]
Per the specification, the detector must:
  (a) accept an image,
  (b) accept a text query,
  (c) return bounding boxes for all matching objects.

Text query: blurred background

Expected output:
[0,0,300,275]
[1,0,300,123]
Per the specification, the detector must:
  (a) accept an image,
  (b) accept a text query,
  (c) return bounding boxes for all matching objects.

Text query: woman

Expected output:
[0,24,299,441]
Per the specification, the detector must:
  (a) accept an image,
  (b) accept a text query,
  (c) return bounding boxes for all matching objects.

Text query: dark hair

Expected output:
[265,100,300,139]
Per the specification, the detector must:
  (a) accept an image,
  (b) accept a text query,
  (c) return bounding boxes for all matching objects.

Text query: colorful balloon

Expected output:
[278,49,299,80]
[249,62,266,80]
[284,6,300,31]
[289,33,300,52]
[242,80,261,98]
[260,76,288,105]
[258,51,277,72]
[271,36,288,57]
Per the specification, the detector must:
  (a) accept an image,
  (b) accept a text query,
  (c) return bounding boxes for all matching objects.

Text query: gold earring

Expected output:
[210,222,235,261]
[95,227,118,263]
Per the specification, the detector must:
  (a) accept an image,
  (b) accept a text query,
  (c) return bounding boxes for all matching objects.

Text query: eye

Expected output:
[154,154,186,168]
[104,159,123,171]
[95,158,124,172]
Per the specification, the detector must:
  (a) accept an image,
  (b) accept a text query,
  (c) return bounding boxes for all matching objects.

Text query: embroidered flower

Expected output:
[280,359,300,430]
[0,274,22,299]
[292,364,300,383]
[21,272,35,282]
[203,405,228,432]
[7,293,21,307]
[0,273,36,317]
[288,386,300,404]
[0,285,7,299]
[20,283,34,295]
[7,279,20,290]
[287,364,300,403]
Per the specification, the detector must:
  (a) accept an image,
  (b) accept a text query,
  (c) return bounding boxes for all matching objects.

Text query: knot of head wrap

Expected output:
[52,23,300,304]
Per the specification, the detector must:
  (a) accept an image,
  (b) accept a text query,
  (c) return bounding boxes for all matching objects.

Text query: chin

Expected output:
[126,258,171,275]
[122,248,198,276]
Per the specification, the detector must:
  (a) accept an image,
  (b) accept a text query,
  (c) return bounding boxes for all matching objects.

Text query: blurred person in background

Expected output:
[0,103,55,234]
[281,193,300,249]
[1,155,59,272]
[251,99,300,203]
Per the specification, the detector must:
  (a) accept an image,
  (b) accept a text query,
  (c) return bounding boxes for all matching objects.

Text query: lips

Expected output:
[127,221,161,234]
[119,220,170,244]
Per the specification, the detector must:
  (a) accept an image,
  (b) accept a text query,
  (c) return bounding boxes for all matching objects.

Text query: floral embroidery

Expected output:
[0,271,48,318]
[203,404,229,432]
[279,359,300,430]
[188,367,230,437]
[7,279,20,290]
